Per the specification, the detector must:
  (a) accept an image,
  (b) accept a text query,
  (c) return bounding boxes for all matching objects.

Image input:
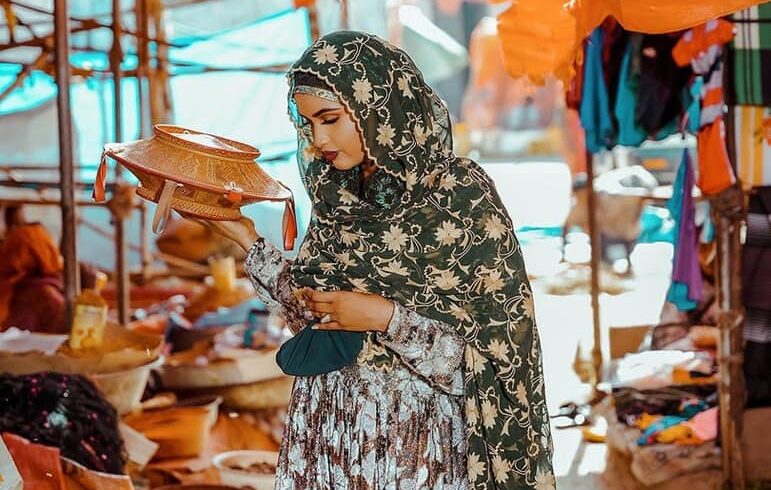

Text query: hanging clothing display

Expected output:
[727,4,771,107]
[667,151,702,311]
[733,106,771,189]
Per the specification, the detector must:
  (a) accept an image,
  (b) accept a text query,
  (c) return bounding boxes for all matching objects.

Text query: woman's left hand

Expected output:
[301,289,394,333]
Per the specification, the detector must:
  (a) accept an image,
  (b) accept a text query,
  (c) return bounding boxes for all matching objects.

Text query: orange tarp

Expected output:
[494,0,766,83]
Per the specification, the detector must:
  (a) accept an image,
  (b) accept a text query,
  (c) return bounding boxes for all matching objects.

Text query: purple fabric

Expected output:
[671,152,703,303]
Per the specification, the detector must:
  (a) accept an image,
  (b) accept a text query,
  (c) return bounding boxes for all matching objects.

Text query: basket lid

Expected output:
[103,125,291,202]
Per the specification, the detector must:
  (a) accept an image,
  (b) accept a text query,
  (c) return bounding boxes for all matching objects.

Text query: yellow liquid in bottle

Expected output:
[69,272,108,350]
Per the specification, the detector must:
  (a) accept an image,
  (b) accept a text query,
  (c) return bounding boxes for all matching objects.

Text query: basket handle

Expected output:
[282,193,297,251]
[93,152,108,202]
[152,179,181,234]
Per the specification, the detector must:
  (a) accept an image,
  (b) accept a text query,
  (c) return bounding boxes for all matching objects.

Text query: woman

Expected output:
[0,205,67,333]
[197,31,553,489]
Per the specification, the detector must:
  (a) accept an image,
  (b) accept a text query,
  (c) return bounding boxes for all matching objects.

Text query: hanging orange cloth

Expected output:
[697,116,737,195]
[0,223,64,329]
[494,0,764,83]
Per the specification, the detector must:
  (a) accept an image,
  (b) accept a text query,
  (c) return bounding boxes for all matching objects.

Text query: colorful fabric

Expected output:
[682,406,719,442]
[0,223,63,329]
[728,4,771,107]
[733,106,771,189]
[580,28,615,153]
[696,117,736,195]
[673,19,735,127]
[667,151,702,311]
[286,31,553,489]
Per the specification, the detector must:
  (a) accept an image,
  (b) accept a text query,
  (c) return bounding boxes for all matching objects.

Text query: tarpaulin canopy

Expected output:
[494,0,767,82]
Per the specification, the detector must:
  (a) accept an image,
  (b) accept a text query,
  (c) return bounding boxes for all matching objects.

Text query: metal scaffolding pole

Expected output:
[135,0,150,137]
[54,0,78,321]
[112,0,130,325]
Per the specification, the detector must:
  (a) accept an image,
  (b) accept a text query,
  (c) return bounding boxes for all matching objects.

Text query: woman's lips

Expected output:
[322,151,339,161]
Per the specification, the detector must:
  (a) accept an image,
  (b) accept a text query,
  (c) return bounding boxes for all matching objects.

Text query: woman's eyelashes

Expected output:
[321,117,339,125]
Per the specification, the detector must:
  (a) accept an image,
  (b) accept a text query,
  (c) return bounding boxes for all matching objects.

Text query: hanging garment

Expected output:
[733,106,771,189]
[615,36,647,146]
[580,28,615,153]
[667,151,703,311]
[673,19,735,127]
[696,117,737,195]
[727,4,771,106]
[636,35,691,138]
[601,18,629,117]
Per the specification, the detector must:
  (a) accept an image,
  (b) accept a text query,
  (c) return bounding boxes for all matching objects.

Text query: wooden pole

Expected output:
[308,3,320,41]
[715,46,746,488]
[148,0,172,124]
[111,0,130,325]
[53,0,78,322]
[586,150,603,391]
[715,212,746,490]
[340,0,349,30]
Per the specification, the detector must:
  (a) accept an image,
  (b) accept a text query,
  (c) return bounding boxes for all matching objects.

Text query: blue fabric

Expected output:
[688,77,704,134]
[668,282,699,311]
[615,42,646,147]
[637,415,689,446]
[580,29,615,154]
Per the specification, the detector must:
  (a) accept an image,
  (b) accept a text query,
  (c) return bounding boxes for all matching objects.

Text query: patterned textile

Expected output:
[732,106,771,189]
[743,188,771,407]
[285,31,553,488]
[727,4,771,106]
[245,240,468,489]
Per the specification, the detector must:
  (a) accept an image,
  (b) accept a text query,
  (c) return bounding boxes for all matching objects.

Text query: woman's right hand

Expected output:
[180,214,260,252]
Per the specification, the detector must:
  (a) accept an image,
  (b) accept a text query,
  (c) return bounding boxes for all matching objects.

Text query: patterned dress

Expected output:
[245,239,470,489]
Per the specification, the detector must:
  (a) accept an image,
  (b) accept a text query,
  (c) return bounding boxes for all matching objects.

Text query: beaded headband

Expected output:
[293,84,339,103]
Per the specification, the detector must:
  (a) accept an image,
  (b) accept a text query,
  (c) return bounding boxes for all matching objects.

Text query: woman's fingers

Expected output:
[305,301,335,314]
[312,320,340,330]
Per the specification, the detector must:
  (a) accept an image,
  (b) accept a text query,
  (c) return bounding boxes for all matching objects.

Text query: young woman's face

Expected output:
[294,93,365,171]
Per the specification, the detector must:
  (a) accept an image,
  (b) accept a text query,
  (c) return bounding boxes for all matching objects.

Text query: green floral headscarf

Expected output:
[286,31,554,489]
